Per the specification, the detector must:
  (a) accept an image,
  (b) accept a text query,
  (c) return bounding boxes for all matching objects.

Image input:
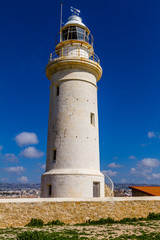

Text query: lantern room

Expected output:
[54,10,95,60]
[61,15,92,44]
[49,8,100,65]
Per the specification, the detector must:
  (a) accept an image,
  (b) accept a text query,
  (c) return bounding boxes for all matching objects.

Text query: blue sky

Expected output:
[0,0,160,184]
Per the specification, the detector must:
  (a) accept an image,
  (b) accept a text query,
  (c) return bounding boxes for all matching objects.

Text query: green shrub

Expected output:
[119,217,139,223]
[46,219,64,226]
[76,217,115,226]
[89,217,115,225]
[76,212,160,226]
[114,232,160,239]
[17,231,49,240]
[17,230,87,240]
[25,218,44,227]
[147,212,160,220]
[25,218,65,227]
[25,212,160,228]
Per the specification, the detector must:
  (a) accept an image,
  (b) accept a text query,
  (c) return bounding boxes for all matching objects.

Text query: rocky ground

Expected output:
[1,219,160,239]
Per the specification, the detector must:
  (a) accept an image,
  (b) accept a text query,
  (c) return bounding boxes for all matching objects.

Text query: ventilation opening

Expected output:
[52,149,56,163]
[56,86,59,96]
[90,113,95,127]
[93,182,100,197]
[48,184,52,197]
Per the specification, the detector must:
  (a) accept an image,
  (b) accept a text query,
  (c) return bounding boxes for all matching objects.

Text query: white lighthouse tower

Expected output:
[41,7,104,198]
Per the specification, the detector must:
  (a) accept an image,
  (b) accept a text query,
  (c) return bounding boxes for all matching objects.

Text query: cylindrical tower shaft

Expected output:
[41,12,104,198]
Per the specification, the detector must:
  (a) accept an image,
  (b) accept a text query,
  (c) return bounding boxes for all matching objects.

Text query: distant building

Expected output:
[129,186,160,196]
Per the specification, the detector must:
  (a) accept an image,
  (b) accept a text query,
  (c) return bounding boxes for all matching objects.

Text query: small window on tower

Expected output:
[55,85,59,96]
[48,184,52,197]
[93,182,100,197]
[90,113,95,127]
[52,149,56,163]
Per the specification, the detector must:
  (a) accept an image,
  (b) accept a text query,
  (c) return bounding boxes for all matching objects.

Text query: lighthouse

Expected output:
[41,7,104,198]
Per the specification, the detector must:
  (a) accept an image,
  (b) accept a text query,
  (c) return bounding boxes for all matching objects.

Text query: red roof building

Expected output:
[129,186,160,196]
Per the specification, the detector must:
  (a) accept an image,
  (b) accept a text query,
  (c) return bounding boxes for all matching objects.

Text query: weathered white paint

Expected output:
[41,14,104,198]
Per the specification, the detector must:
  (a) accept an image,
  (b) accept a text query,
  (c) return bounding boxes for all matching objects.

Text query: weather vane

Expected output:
[71,6,80,16]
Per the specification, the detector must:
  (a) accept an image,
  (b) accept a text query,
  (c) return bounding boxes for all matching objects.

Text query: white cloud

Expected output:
[129,156,136,159]
[0,145,3,151]
[17,176,29,183]
[14,132,39,147]
[131,167,152,179]
[130,158,160,180]
[130,168,136,174]
[152,173,160,179]
[41,164,46,170]
[102,170,117,177]
[108,163,122,168]
[4,166,24,174]
[141,143,148,147]
[148,131,156,138]
[4,153,18,162]
[121,179,127,183]
[20,146,44,158]
[139,158,159,168]
[1,178,8,182]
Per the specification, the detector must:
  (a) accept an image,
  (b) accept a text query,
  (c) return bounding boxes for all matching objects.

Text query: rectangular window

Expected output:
[56,86,59,96]
[90,113,95,127]
[52,149,56,163]
[93,182,100,197]
[48,184,52,197]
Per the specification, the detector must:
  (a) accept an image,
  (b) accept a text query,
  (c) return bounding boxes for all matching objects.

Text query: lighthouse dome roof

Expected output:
[64,15,86,28]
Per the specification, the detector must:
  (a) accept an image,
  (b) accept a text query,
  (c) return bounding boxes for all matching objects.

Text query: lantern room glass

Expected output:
[62,26,89,42]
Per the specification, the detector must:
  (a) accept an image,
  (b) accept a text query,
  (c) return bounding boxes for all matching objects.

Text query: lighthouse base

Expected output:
[41,170,104,198]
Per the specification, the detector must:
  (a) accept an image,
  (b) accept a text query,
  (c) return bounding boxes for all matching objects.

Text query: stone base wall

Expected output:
[105,185,114,197]
[1,197,160,227]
